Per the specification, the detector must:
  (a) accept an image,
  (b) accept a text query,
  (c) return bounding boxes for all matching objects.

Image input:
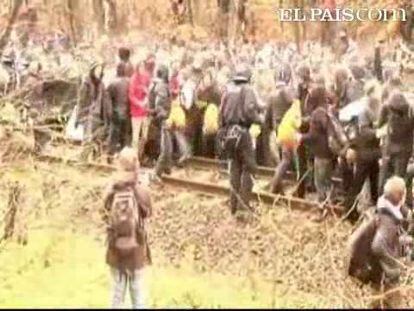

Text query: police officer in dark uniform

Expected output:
[219,63,263,217]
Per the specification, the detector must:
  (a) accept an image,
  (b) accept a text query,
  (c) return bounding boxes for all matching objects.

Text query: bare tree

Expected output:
[0,0,24,53]
[66,0,79,46]
[187,0,194,26]
[103,0,117,33]
[93,0,105,34]
[292,0,302,53]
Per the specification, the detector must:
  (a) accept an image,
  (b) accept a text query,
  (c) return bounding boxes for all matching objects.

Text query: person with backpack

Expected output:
[347,176,413,308]
[219,63,263,218]
[103,147,152,309]
[378,90,414,195]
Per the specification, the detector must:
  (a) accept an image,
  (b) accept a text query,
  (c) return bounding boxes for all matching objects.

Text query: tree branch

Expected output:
[0,0,24,53]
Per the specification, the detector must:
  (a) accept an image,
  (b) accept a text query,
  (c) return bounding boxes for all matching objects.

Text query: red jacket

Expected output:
[129,70,152,118]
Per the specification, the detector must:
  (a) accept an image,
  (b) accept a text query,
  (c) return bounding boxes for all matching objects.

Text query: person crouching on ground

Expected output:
[348,176,413,308]
[103,147,152,309]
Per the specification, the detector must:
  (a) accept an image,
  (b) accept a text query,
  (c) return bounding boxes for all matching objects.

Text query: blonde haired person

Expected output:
[103,147,152,308]
[348,176,413,308]
[118,146,139,173]
[371,176,412,307]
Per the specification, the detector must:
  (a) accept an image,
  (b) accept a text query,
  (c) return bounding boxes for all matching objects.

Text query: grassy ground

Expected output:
[0,228,323,308]
[0,161,321,308]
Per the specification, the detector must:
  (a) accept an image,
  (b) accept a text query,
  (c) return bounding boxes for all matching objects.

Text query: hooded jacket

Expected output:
[348,96,381,162]
[265,82,295,130]
[348,195,408,285]
[148,65,171,124]
[378,91,414,155]
[371,195,406,284]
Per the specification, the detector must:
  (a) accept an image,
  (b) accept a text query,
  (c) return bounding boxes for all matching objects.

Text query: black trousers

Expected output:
[109,114,131,155]
[379,152,411,195]
[344,158,379,222]
[228,129,256,214]
[202,133,217,158]
[155,126,173,177]
[256,126,275,167]
[296,142,311,198]
[271,147,294,194]
[406,163,414,209]
[338,156,354,195]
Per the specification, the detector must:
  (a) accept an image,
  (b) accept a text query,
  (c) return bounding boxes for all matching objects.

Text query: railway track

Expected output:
[49,131,342,185]
[37,152,344,216]
[187,156,343,185]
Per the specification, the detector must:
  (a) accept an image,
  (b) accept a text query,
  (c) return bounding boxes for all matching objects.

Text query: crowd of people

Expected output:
[4,25,411,306]
[1,1,414,308]
[73,30,414,307]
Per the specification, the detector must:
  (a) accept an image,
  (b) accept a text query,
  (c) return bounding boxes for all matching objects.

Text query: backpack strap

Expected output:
[238,84,248,125]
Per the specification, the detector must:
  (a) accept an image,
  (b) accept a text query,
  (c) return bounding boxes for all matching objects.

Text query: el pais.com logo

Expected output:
[274,7,408,22]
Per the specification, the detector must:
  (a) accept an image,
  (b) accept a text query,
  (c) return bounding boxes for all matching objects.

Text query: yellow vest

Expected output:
[166,100,186,129]
[277,100,302,149]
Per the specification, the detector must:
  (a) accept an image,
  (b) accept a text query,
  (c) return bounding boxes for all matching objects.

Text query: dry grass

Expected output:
[0,158,412,307]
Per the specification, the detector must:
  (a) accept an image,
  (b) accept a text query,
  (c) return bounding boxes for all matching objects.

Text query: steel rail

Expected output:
[187,156,343,185]
[37,154,343,215]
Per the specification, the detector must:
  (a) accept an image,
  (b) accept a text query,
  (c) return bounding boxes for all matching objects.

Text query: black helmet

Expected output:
[233,63,252,82]
[296,63,311,81]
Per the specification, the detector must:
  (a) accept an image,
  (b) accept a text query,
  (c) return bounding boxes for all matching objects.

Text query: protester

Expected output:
[129,54,155,161]
[378,91,414,194]
[148,65,173,178]
[348,176,413,308]
[107,63,132,156]
[103,147,152,309]
[118,47,134,77]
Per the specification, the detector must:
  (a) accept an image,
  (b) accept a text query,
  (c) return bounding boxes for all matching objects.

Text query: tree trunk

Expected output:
[66,0,78,46]
[103,0,117,33]
[279,0,284,34]
[192,0,200,24]
[187,0,194,26]
[0,0,24,53]
[292,0,301,53]
[300,0,306,41]
[93,0,105,34]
